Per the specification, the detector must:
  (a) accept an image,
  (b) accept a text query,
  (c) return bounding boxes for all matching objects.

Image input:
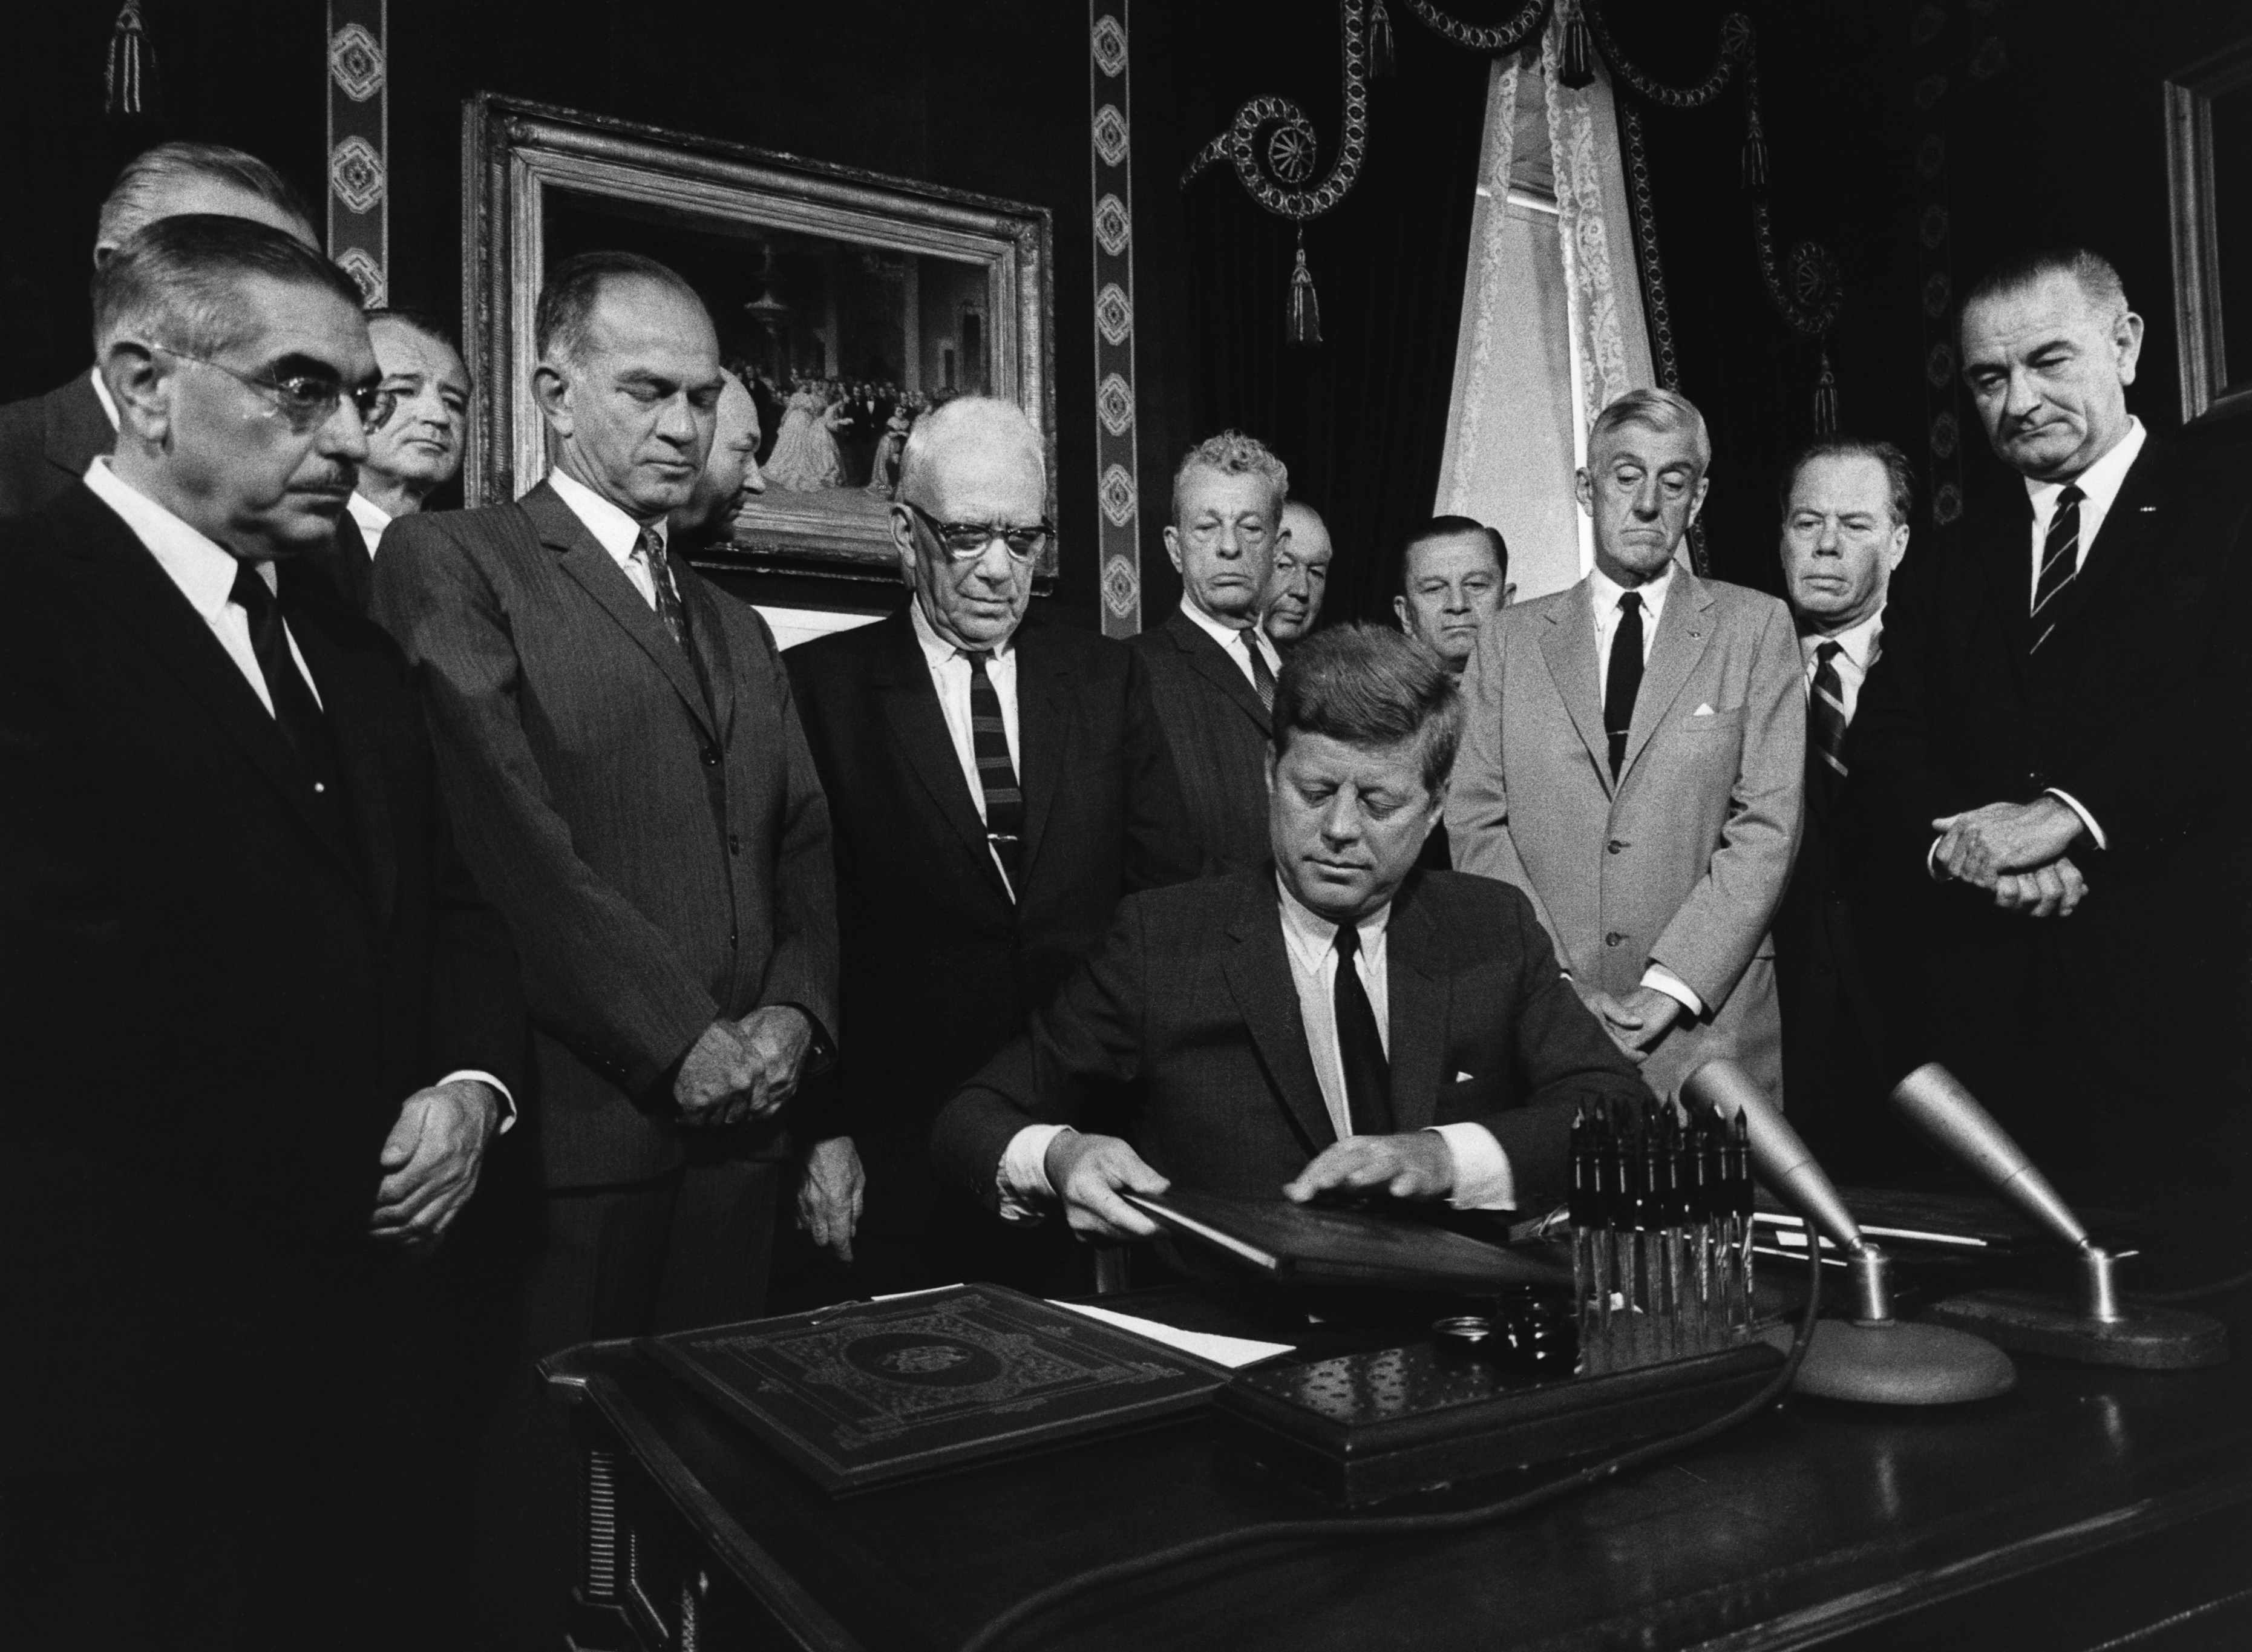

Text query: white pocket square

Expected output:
[1692,703,1716,717]
[1454,1070,1475,1083]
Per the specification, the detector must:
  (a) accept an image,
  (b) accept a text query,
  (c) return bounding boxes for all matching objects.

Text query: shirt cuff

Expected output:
[1641,965,1704,1019]
[2044,788,2109,852]
[1927,837,1949,882]
[437,1069,516,1135]
[997,1123,1071,1223]
[1428,1122,1516,1211]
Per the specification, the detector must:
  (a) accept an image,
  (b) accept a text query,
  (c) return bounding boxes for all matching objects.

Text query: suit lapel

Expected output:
[65,490,367,891]
[1622,568,1714,779]
[283,584,394,928]
[1014,626,1071,885]
[1537,582,1611,785]
[1384,880,1448,1133]
[1220,877,1337,1154]
[2040,447,2170,646]
[871,611,1012,902]
[520,483,716,742]
[676,563,738,744]
[1171,609,1271,735]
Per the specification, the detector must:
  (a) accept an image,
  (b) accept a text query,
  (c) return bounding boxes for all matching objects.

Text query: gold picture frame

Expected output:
[460,93,1056,581]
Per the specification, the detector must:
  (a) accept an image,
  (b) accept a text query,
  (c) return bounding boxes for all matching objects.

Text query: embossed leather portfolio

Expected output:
[1124,1189,1574,1294]
[640,1285,1229,1495]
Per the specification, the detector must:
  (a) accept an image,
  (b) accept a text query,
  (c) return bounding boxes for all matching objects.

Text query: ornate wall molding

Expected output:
[1090,6,1142,636]
[326,1,388,303]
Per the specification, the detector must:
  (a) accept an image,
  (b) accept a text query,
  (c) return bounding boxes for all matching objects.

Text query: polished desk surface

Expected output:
[546,1279,2252,1651]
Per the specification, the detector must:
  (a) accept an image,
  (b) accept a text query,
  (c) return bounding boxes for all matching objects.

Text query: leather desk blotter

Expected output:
[1217,1338,1785,1506]
[640,1285,1229,1495]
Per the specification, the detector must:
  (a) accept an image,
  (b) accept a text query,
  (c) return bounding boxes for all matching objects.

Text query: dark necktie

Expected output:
[230,562,343,801]
[1331,922,1393,1137]
[962,650,1024,889]
[2030,483,2082,654]
[637,525,690,653]
[1809,640,1849,788]
[1604,591,1645,779]
[1239,628,1276,713]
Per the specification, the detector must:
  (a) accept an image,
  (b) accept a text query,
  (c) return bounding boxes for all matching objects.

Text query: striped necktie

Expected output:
[1809,640,1848,789]
[2030,483,2083,653]
[636,525,690,652]
[961,650,1024,888]
[1239,628,1276,712]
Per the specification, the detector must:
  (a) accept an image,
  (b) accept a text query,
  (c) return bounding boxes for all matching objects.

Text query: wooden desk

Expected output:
[543,1282,2252,1651]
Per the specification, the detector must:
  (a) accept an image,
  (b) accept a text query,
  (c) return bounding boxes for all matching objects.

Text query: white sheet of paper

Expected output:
[1046,1299,1297,1369]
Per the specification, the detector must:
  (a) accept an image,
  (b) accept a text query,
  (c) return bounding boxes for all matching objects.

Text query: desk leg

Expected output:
[567,1430,646,1651]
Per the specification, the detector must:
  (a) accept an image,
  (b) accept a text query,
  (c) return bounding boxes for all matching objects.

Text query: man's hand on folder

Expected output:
[1044,1132,1172,1242]
[1283,1132,1456,1205]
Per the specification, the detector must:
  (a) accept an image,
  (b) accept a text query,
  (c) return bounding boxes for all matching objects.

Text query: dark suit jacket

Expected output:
[932,868,1650,1216]
[0,482,525,1247]
[1130,607,1274,873]
[1846,438,2252,1190]
[785,607,1196,1223]
[303,507,375,612]
[0,372,113,518]
[372,480,839,1188]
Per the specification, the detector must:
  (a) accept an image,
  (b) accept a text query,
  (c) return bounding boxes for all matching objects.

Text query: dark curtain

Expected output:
[1137,7,1493,627]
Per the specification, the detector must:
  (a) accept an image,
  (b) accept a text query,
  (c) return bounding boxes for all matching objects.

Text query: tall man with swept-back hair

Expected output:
[0,214,523,1650]
[372,249,837,1649]
[1448,387,1804,1107]
[1135,430,1293,871]
[0,140,318,517]
[1848,247,2252,1248]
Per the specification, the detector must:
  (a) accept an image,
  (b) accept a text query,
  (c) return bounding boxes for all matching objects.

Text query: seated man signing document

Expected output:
[930,624,1649,1243]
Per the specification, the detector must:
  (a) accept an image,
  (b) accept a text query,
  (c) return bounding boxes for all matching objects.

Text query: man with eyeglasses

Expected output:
[308,308,474,611]
[785,396,1196,1299]
[0,140,318,519]
[0,215,525,1650]
[371,251,838,1652]
[1135,430,1293,873]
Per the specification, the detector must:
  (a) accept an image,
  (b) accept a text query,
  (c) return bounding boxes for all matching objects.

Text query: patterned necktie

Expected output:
[2030,483,2083,653]
[1239,627,1276,713]
[1809,640,1849,788]
[1604,591,1645,779]
[961,650,1024,889]
[1331,923,1393,1137]
[230,562,343,802]
[636,525,690,652]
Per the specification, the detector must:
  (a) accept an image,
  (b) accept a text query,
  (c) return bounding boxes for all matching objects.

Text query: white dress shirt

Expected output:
[549,467,669,609]
[909,599,1023,894]
[994,878,1516,1218]
[1179,594,1281,689]
[2026,417,2146,608]
[81,456,514,1126]
[346,491,394,555]
[1584,559,1703,1018]
[1800,608,1883,726]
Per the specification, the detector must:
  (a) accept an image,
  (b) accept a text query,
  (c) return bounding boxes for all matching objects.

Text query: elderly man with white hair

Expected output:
[785,395,1197,1297]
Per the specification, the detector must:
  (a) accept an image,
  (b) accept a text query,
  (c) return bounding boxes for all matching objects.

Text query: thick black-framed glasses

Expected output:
[156,345,396,434]
[903,499,1052,564]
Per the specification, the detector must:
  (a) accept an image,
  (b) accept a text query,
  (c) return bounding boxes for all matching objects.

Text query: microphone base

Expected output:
[1758,1319,2018,1405]
[1922,1290,2227,1371]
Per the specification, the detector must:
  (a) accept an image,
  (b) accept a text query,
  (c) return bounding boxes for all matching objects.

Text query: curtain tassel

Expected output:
[1813,349,1840,434]
[1369,0,1396,78]
[105,1,159,120]
[1287,232,1323,347]
[1558,2,1597,90]
[1741,110,1770,191]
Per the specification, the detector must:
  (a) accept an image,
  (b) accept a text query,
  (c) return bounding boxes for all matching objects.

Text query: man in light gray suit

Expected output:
[1447,388,1802,1104]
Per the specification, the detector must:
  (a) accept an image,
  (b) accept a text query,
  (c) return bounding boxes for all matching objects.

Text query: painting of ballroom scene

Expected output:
[545,191,1003,572]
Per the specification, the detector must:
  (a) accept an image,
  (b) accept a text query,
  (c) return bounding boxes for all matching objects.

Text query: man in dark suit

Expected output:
[1770,438,1913,1181]
[1133,431,1291,872]
[0,140,316,518]
[787,396,1196,1296]
[371,251,837,1650]
[0,217,523,1651]
[932,624,1648,1244]
[1848,247,2252,1245]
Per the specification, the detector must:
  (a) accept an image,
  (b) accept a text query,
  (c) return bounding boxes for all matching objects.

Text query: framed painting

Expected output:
[461,94,1056,581]
[2165,38,2252,427]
